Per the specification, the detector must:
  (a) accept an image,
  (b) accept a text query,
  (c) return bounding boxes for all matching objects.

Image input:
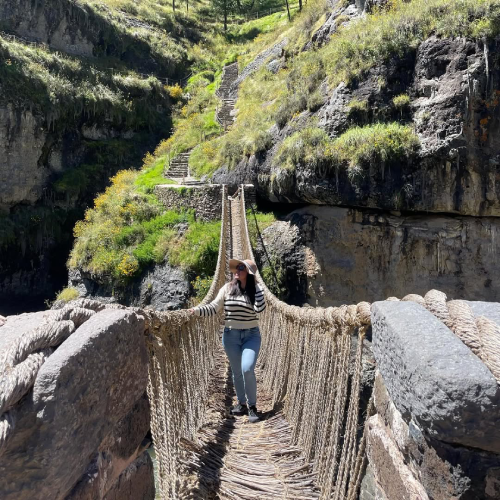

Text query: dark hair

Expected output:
[228,274,256,305]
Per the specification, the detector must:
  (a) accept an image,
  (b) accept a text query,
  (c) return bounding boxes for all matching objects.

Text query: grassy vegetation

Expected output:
[330,122,420,169]
[247,209,277,249]
[274,126,332,171]
[187,0,500,178]
[69,170,220,282]
[56,287,80,302]
[67,0,497,289]
[0,35,170,131]
[273,122,419,173]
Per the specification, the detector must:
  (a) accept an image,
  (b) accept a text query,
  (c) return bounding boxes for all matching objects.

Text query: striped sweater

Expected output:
[194,283,266,329]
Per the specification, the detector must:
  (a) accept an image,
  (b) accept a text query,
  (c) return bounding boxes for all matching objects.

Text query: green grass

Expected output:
[330,122,420,169]
[272,122,420,173]
[167,219,221,276]
[135,158,176,194]
[274,126,332,171]
[321,0,500,87]
[69,169,219,282]
[247,209,277,249]
[56,287,80,302]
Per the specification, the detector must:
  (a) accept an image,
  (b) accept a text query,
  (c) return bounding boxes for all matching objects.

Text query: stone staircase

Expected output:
[216,62,239,128]
[164,62,241,185]
[164,151,203,185]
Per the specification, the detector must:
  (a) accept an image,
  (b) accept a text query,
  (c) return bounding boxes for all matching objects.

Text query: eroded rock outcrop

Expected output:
[0,308,153,500]
[256,205,500,306]
[216,35,500,217]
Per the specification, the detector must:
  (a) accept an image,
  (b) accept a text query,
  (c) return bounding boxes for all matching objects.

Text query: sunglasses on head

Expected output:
[235,264,247,271]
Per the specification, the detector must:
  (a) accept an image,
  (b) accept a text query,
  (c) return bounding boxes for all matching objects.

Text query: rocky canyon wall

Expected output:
[0,0,175,311]
[256,205,500,306]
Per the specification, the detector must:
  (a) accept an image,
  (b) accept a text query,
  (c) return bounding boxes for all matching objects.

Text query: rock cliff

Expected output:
[217,34,500,216]
[255,205,500,306]
[0,0,186,312]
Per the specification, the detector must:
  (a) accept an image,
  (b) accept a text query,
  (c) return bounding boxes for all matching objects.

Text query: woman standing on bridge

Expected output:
[189,259,265,423]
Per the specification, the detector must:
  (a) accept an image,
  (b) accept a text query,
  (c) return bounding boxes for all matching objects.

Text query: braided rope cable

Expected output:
[0,304,98,456]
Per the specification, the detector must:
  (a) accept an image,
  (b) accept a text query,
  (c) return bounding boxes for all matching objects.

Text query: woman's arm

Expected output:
[192,284,227,317]
[254,286,266,314]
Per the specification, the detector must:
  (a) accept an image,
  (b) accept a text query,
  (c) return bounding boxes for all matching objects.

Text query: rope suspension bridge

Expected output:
[142,186,500,499]
[2,186,499,498]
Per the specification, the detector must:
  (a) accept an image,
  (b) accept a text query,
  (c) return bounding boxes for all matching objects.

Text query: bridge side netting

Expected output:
[235,187,372,500]
[145,186,229,499]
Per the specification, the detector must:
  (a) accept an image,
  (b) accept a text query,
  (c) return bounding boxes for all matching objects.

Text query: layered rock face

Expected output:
[0,307,154,500]
[0,0,175,310]
[256,205,500,306]
[363,301,500,499]
[0,0,96,57]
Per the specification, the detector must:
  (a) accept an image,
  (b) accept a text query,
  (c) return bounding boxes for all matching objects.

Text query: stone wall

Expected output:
[154,184,224,221]
[363,301,500,499]
[0,307,154,500]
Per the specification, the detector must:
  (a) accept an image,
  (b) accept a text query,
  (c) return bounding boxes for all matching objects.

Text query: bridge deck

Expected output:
[177,341,320,499]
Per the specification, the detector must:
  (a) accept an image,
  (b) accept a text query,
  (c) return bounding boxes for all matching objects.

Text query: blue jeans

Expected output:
[222,326,261,407]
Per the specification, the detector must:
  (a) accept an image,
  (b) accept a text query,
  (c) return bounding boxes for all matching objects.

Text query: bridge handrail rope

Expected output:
[144,185,230,499]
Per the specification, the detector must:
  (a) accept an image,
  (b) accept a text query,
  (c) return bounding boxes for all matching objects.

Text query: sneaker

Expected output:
[230,402,248,415]
[248,405,259,423]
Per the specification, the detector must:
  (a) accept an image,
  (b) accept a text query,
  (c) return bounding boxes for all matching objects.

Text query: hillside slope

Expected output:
[0,0,211,312]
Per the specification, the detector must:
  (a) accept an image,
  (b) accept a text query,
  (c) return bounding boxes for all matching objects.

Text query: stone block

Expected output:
[366,414,429,500]
[371,301,500,453]
[0,309,148,500]
[373,371,500,499]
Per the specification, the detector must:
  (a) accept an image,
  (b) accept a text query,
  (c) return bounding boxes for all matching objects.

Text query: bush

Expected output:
[307,91,325,112]
[166,84,183,99]
[274,126,332,171]
[56,287,80,302]
[393,93,411,117]
[329,122,420,169]
[393,94,411,109]
[347,98,368,115]
[191,274,213,302]
[275,93,308,128]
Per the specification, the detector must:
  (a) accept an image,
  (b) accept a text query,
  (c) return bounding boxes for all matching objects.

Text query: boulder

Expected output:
[0,309,148,500]
[371,301,500,453]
